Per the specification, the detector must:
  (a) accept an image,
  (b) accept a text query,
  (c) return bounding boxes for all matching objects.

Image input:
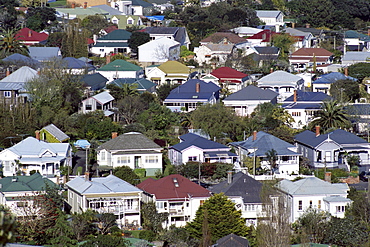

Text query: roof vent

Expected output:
[173,178,179,187]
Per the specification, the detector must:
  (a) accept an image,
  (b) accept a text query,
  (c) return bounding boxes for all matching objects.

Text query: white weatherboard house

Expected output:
[80,91,114,115]
[138,37,180,63]
[66,175,143,227]
[96,132,163,176]
[277,177,352,223]
[0,136,72,177]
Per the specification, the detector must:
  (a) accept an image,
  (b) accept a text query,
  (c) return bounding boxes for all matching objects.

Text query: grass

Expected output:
[48,0,67,8]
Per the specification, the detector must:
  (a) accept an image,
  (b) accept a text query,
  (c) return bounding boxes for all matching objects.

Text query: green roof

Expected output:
[0,173,57,192]
[93,42,129,48]
[97,59,142,72]
[98,29,132,41]
[158,61,190,74]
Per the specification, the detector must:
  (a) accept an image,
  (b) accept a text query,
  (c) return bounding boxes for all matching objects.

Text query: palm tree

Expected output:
[310,100,351,131]
[121,83,139,98]
[265,149,278,172]
[0,29,29,58]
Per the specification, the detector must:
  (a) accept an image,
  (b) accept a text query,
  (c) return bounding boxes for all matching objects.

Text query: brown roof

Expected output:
[201,32,246,44]
[137,174,211,200]
[291,48,333,57]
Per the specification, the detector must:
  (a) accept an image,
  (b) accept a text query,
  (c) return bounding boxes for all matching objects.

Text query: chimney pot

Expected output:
[344,67,348,77]
[6,68,10,77]
[196,82,200,93]
[28,30,32,37]
[84,2,87,8]
[72,3,75,8]
[112,132,118,139]
[306,23,310,28]
[293,90,297,102]
[253,130,257,141]
[106,55,111,65]
[35,130,40,140]
[325,172,331,183]
[270,68,273,73]
[315,126,320,137]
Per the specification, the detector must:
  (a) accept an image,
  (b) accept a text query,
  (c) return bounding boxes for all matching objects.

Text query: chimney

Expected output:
[315,126,320,137]
[35,130,40,140]
[253,130,257,141]
[227,171,233,184]
[112,132,118,139]
[106,55,111,64]
[71,3,75,8]
[270,68,273,73]
[292,22,295,28]
[293,90,297,102]
[85,172,89,181]
[368,29,370,37]
[196,82,200,93]
[83,2,87,8]
[275,24,280,33]
[305,23,310,28]
[325,172,331,183]
[6,68,10,77]
[28,30,32,37]
[344,67,348,76]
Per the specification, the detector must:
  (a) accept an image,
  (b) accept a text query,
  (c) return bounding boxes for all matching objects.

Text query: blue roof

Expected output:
[3,53,40,67]
[145,15,164,21]
[165,79,220,101]
[283,102,322,110]
[284,91,331,102]
[229,131,300,157]
[171,133,229,152]
[223,85,278,101]
[63,57,95,71]
[313,72,357,84]
[294,129,368,148]
[74,139,91,149]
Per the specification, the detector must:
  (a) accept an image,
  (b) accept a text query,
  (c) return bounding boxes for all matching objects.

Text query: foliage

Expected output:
[0,0,18,30]
[271,33,296,60]
[138,230,156,242]
[0,29,29,58]
[160,225,199,247]
[70,210,97,242]
[46,212,77,247]
[96,213,117,235]
[116,96,146,125]
[0,205,16,246]
[128,32,150,53]
[62,19,89,58]
[113,166,140,185]
[134,168,146,178]
[122,123,146,134]
[346,154,360,168]
[329,79,360,103]
[156,84,179,102]
[46,32,65,47]
[346,188,370,229]
[180,45,194,58]
[186,193,250,244]
[81,234,129,247]
[141,202,168,234]
[81,15,110,36]
[25,7,56,32]
[314,168,349,183]
[265,149,277,171]
[347,62,370,82]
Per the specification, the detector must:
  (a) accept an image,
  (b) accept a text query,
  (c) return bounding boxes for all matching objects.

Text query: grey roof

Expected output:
[256,10,282,18]
[91,4,124,15]
[209,172,262,204]
[28,47,61,62]
[216,233,250,247]
[42,124,70,142]
[0,66,38,83]
[278,177,349,195]
[81,73,108,91]
[3,53,41,67]
[229,131,301,157]
[204,43,233,52]
[342,51,370,63]
[91,91,114,104]
[283,27,311,38]
[254,46,279,55]
[66,175,142,194]
[223,85,278,101]
[144,27,188,46]
[0,82,25,91]
[110,77,156,91]
[294,129,368,148]
[323,196,352,203]
[257,70,303,86]
[96,132,161,151]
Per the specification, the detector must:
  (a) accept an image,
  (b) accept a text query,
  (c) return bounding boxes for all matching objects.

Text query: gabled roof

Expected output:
[211,67,247,80]
[90,91,114,104]
[257,70,303,85]
[277,176,349,195]
[165,79,220,101]
[342,51,370,62]
[28,47,61,61]
[91,4,123,15]
[215,233,250,247]
[0,66,38,83]
[209,172,262,204]
[0,173,57,192]
[97,29,132,41]
[229,131,300,157]
[254,46,279,55]
[247,30,276,42]
[138,36,180,48]
[144,27,188,46]
[0,82,25,91]
[200,32,246,44]
[15,28,48,42]
[41,124,70,142]
[204,44,233,52]
[3,53,40,67]
[81,73,108,89]
[344,30,370,41]
[223,85,278,101]
[136,174,211,200]
[110,78,156,91]
[97,59,142,72]
[283,91,331,103]
[256,10,282,18]
[312,72,357,84]
[96,132,161,151]
[291,48,333,57]
[158,60,190,74]
[66,175,142,194]
[171,133,229,152]
[131,0,153,7]
[63,57,95,70]
[294,129,369,148]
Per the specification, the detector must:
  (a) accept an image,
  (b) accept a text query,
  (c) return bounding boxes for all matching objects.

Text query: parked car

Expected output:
[359,171,370,182]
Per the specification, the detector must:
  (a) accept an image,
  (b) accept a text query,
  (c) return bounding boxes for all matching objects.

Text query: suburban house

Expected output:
[289,48,334,71]
[229,131,301,175]
[249,46,280,67]
[163,79,220,112]
[194,44,234,66]
[282,91,332,129]
[66,175,143,228]
[341,51,370,66]
[110,15,144,29]
[2,53,40,68]
[209,171,263,226]
[109,77,156,93]
[343,30,370,52]
[39,124,70,143]
[15,27,48,46]
[80,91,115,115]
[311,72,357,94]
[223,85,278,116]
[232,26,263,37]
[91,29,132,57]
[97,59,144,82]
[247,29,276,47]
[283,28,315,50]
[146,60,190,85]
[63,57,96,74]
[0,136,72,177]
[294,128,370,169]
[255,10,284,26]
[80,73,109,95]
[0,173,58,217]
[199,32,246,46]
[138,37,181,63]
[277,176,352,223]
[256,70,304,102]
[168,132,238,166]
[345,103,370,133]
[112,0,154,16]
[143,27,191,49]
[136,174,212,228]
[209,67,248,93]
[96,132,163,176]
[28,47,62,62]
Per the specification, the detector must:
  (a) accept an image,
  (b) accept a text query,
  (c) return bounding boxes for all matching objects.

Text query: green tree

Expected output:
[62,19,89,58]
[46,212,77,247]
[113,166,140,185]
[116,96,146,125]
[347,62,370,82]
[310,100,351,131]
[70,210,97,242]
[160,225,199,247]
[141,202,168,234]
[128,32,150,54]
[96,213,117,235]
[271,33,296,60]
[81,15,109,36]
[329,79,360,103]
[346,188,370,229]
[186,193,250,244]
[265,149,277,172]
[81,234,129,247]
[0,0,19,30]
[0,29,29,58]
[46,32,65,48]
[156,84,179,102]
[25,7,56,32]
[0,205,16,246]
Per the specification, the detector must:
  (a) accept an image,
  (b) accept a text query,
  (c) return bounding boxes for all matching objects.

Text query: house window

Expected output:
[336,206,345,212]
[85,104,92,111]
[188,156,197,162]
[157,201,168,210]
[309,200,313,208]
[70,192,73,199]
[4,91,11,98]
[101,151,106,161]
[127,19,133,24]
[292,112,301,117]
[4,161,11,172]
[126,199,133,210]
[99,49,104,52]
[112,19,118,24]
[117,156,130,164]
[96,103,102,110]
[298,200,302,211]
[282,156,289,161]
[145,156,158,163]
[318,200,321,209]
[17,201,28,207]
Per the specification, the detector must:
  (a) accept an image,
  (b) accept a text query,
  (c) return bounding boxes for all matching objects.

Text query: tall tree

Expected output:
[113,166,140,185]
[0,205,16,246]
[128,32,150,54]
[25,7,56,32]
[141,202,168,234]
[271,33,296,60]
[116,96,146,125]
[62,19,89,58]
[81,15,109,36]
[347,62,370,82]
[329,79,360,103]
[0,29,29,58]
[186,193,250,244]
[0,0,19,30]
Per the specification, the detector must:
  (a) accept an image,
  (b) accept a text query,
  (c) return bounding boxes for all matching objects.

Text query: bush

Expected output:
[134,168,146,178]
[138,230,156,242]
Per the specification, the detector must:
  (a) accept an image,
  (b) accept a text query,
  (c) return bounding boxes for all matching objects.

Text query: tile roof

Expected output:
[0,66,38,83]
[171,133,230,152]
[200,32,246,44]
[97,29,132,41]
[0,173,57,192]
[42,124,70,142]
[209,172,262,204]
[96,132,161,151]
[136,174,211,199]
[15,28,48,42]
[291,48,333,57]
[211,67,247,80]
[223,85,278,101]
[97,59,142,72]
[158,60,190,74]
[66,175,142,194]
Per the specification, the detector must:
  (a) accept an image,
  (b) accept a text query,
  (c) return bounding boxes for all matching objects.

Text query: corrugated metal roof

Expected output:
[0,66,38,83]
[223,85,278,101]
[42,124,70,142]
[92,91,114,104]
[0,173,57,192]
[170,133,230,152]
[97,59,142,72]
[96,132,161,151]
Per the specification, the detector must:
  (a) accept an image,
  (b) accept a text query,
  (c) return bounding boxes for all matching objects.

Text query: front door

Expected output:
[134,156,141,169]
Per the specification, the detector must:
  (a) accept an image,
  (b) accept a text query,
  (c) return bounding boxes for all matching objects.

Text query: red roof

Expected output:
[104,25,118,33]
[247,30,276,42]
[15,28,48,43]
[211,67,247,83]
[136,174,211,200]
[291,48,333,57]
[87,38,94,45]
[200,32,246,44]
